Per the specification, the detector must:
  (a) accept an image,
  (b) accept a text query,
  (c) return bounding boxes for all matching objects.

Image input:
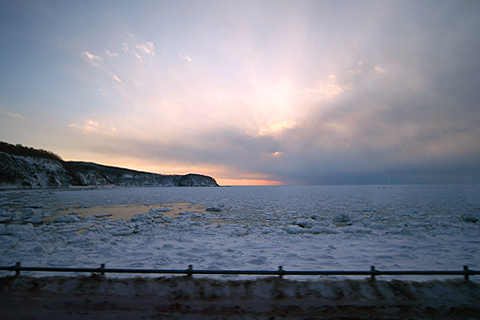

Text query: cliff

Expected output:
[0,143,219,188]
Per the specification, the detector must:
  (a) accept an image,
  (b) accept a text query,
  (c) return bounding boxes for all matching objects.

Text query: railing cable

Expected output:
[1,263,478,280]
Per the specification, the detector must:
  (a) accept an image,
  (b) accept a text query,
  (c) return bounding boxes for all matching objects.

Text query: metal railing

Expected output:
[1,263,478,280]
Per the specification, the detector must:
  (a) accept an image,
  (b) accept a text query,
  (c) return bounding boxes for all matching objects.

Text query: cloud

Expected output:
[135,42,155,56]
[304,75,352,97]
[372,65,386,74]
[69,119,117,135]
[258,120,296,136]
[81,51,103,67]
[69,119,99,132]
[110,73,121,82]
[103,48,480,184]
[184,55,192,63]
[262,79,480,184]
[1,109,26,121]
[105,50,119,57]
[99,87,108,96]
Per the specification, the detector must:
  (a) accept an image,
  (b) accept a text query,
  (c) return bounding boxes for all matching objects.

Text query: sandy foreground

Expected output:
[1,275,479,319]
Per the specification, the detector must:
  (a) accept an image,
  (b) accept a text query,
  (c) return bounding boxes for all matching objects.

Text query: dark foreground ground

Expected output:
[1,275,479,319]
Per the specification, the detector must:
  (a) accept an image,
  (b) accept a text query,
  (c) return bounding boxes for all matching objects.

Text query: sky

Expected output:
[1,0,480,186]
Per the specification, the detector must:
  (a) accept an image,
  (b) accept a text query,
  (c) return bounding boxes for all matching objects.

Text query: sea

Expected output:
[1,184,479,281]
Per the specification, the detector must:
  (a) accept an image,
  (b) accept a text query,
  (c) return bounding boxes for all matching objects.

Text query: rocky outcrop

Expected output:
[178,173,218,187]
[0,152,219,188]
[0,152,75,187]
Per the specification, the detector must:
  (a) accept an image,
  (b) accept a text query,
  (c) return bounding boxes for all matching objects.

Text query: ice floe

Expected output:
[0,185,479,282]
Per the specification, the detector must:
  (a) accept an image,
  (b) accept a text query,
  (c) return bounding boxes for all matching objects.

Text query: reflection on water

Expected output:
[45,201,207,223]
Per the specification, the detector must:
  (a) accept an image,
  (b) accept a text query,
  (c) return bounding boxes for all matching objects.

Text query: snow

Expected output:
[1,275,479,319]
[0,185,479,282]
[24,212,43,224]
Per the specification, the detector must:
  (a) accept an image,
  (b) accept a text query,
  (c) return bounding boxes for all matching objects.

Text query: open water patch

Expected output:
[46,201,207,223]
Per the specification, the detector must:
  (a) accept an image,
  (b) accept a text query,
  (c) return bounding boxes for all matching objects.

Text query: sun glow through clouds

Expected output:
[259,120,296,136]
[1,1,480,185]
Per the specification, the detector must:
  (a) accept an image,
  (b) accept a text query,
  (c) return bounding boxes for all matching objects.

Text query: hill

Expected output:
[0,142,219,188]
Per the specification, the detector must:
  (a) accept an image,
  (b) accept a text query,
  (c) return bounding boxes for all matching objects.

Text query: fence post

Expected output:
[464,266,469,281]
[14,262,21,276]
[278,266,284,278]
[100,263,105,276]
[371,266,376,281]
[187,265,193,277]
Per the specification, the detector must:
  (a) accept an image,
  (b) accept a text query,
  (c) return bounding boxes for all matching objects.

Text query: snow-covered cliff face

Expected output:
[0,152,74,187]
[0,152,218,188]
[68,162,219,187]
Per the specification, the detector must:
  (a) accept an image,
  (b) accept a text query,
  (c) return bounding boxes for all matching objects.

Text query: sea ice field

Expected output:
[1,185,479,281]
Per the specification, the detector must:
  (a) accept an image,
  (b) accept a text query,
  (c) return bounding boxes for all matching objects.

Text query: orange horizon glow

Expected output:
[216,178,284,186]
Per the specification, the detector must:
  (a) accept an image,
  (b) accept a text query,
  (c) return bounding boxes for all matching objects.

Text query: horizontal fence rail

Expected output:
[1,263,478,280]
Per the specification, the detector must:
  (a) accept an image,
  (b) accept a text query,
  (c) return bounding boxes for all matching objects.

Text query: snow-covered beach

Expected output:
[1,275,480,319]
[1,185,480,318]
